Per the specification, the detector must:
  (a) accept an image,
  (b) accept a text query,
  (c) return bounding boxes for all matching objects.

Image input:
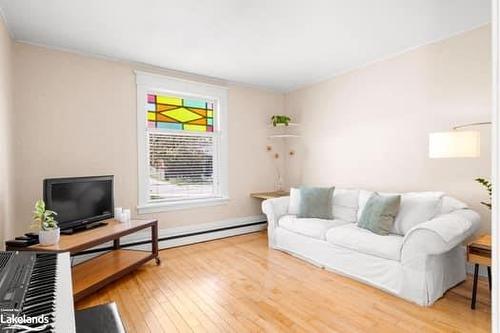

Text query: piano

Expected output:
[0,251,75,333]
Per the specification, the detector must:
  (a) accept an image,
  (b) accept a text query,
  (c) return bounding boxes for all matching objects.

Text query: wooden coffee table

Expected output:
[467,234,491,309]
[8,219,160,302]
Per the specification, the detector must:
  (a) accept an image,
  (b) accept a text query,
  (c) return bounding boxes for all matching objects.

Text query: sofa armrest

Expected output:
[401,209,480,263]
[262,196,290,248]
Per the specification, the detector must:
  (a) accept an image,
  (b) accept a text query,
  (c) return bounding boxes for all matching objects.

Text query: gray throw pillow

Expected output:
[358,193,401,235]
[298,186,335,219]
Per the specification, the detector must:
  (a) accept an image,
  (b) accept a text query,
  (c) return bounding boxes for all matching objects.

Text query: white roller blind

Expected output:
[148,132,216,201]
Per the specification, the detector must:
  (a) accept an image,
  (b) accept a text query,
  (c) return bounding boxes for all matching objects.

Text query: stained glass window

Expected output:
[147,93,214,132]
[137,73,228,209]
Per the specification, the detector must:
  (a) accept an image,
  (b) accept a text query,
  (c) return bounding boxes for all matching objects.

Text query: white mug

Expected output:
[114,207,123,219]
[116,212,124,223]
[123,209,131,223]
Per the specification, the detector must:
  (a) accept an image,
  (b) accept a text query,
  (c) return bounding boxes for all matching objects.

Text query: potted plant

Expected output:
[475,177,492,209]
[32,199,60,246]
[271,115,292,126]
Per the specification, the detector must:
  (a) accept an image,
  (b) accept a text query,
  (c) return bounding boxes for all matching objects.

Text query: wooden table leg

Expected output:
[152,223,160,265]
[488,266,492,291]
[471,263,479,309]
[113,238,120,250]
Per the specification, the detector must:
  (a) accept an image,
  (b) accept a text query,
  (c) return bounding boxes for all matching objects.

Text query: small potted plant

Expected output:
[475,178,492,210]
[32,200,60,246]
[271,115,292,127]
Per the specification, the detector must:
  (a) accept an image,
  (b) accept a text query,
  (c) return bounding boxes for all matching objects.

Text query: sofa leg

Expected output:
[471,263,479,309]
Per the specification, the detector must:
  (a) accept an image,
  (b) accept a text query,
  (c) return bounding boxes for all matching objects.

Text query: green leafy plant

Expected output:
[32,200,58,231]
[475,178,492,210]
[271,115,291,127]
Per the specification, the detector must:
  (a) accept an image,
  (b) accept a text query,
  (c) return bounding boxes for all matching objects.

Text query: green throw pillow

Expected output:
[358,193,401,235]
[298,186,335,219]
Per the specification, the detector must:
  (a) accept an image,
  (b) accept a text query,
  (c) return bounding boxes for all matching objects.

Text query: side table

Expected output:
[467,234,491,309]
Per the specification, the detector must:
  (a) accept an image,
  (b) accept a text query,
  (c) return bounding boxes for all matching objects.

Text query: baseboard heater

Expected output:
[73,220,267,257]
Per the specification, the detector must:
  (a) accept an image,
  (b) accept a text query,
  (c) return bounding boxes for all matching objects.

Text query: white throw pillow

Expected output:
[440,195,468,214]
[392,192,444,235]
[357,190,374,221]
[288,187,301,215]
[332,188,359,222]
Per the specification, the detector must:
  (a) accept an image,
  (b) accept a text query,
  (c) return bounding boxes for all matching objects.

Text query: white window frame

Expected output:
[135,71,229,213]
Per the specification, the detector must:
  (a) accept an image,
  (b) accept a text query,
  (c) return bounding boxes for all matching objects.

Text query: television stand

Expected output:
[7,218,159,302]
[61,221,108,235]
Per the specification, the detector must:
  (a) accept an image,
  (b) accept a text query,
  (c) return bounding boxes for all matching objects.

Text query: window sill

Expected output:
[137,196,230,214]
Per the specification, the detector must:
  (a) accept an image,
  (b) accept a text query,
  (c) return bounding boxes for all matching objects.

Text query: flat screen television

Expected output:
[43,175,114,232]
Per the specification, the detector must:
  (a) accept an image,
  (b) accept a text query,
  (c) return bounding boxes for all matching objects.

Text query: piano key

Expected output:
[0,252,75,333]
[23,293,56,306]
[54,253,76,332]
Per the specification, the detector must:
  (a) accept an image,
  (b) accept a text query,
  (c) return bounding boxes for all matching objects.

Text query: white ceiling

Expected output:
[0,0,491,92]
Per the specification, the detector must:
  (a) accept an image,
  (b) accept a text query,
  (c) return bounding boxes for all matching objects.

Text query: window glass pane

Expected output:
[148,132,214,201]
[147,93,214,132]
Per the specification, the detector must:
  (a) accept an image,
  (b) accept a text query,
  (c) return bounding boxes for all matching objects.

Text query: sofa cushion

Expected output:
[391,192,444,235]
[289,187,359,222]
[358,193,401,235]
[357,190,374,221]
[326,224,404,261]
[440,195,468,215]
[278,215,349,240]
[332,188,359,222]
[288,187,301,215]
[298,186,335,219]
[358,191,445,235]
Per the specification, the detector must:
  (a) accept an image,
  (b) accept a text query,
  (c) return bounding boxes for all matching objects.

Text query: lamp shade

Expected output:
[429,131,480,158]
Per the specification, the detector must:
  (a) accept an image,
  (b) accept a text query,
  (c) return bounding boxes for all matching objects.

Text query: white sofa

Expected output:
[262,189,480,306]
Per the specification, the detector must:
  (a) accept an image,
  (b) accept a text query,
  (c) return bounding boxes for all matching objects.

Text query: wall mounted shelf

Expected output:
[268,120,300,138]
[269,134,300,139]
[269,122,300,128]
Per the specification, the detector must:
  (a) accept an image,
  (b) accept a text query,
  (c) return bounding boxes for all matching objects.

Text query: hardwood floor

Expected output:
[76,231,491,332]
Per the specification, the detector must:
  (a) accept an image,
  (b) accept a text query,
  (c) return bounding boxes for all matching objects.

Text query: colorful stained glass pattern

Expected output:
[147,94,214,132]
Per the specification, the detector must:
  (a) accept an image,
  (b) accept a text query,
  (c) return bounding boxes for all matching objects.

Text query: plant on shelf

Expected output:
[475,177,492,210]
[32,199,60,246]
[271,115,292,127]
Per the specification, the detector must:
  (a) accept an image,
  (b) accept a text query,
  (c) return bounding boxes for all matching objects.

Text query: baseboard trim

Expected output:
[71,215,267,264]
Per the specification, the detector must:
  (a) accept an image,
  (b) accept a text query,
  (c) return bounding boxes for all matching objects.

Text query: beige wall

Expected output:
[6,25,492,236]
[11,43,285,236]
[0,16,12,244]
[285,25,492,233]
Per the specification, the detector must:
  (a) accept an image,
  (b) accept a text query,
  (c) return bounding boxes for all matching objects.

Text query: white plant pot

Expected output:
[39,228,60,246]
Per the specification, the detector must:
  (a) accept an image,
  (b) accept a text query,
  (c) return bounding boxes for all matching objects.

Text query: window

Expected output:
[136,72,228,213]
